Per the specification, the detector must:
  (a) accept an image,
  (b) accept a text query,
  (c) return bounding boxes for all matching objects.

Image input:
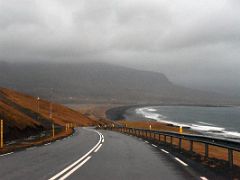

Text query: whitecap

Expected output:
[190,124,225,132]
[198,121,215,126]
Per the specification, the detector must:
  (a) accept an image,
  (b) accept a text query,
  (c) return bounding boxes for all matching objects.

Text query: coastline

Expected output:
[105,104,234,121]
[69,103,240,170]
[104,104,240,170]
[106,104,240,140]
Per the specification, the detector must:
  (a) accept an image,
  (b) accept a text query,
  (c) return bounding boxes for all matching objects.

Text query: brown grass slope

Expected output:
[0,87,97,141]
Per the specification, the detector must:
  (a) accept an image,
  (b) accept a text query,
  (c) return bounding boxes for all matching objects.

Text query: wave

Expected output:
[135,106,240,140]
[197,121,215,126]
[190,124,225,132]
[135,107,190,128]
[136,107,167,121]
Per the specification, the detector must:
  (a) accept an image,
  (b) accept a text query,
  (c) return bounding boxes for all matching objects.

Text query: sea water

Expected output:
[124,106,240,140]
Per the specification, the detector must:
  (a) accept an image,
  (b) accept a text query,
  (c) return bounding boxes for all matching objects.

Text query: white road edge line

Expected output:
[59,156,92,180]
[151,144,157,148]
[102,138,104,143]
[49,129,102,180]
[44,143,51,146]
[174,157,188,167]
[161,149,169,154]
[144,141,149,143]
[0,152,14,157]
[200,177,208,180]
[94,144,102,153]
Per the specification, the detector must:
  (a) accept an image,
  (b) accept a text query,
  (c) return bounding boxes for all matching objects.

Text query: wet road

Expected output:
[0,127,206,180]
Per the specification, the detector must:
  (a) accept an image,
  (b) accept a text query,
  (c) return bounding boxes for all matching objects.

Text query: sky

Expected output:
[0,0,240,95]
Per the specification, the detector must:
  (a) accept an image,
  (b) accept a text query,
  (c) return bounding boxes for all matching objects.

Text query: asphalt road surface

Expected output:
[0,127,209,180]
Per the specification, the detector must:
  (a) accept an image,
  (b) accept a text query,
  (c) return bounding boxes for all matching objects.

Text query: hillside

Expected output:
[0,87,97,141]
[0,62,239,105]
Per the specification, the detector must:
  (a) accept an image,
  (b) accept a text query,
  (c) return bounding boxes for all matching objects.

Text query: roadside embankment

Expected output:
[0,87,99,154]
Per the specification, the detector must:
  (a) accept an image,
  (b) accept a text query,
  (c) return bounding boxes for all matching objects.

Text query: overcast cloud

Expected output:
[0,0,240,95]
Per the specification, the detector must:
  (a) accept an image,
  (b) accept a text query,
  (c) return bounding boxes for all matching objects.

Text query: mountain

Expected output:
[0,87,97,141]
[0,62,239,105]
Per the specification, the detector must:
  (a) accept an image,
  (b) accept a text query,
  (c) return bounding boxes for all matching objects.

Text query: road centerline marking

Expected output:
[94,144,102,153]
[49,128,103,180]
[59,156,92,180]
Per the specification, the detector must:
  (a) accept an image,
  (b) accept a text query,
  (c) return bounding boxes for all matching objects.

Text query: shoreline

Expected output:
[67,103,240,170]
[106,104,240,141]
[105,104,236,121]
[104,105,240,171]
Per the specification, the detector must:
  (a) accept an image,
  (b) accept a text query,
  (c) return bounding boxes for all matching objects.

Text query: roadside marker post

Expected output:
[67,123,69,131]
[1,120,3,148]
[149,124,152,130]
[52,123,55,138]
[179,126,183,134]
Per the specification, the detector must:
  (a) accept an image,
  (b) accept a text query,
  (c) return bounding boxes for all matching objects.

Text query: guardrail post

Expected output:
[179,138,182,150]
[190,140,193,152]
[52,123,55,138]
[170,136,173,145]
[228,149,233,169]
[204,144,209,159]
[164,135,167,144]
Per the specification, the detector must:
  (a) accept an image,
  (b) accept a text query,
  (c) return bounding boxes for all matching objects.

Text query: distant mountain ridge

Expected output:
[0,62,239,105]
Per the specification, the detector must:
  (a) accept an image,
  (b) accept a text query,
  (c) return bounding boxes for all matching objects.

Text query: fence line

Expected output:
[103,126,240,169]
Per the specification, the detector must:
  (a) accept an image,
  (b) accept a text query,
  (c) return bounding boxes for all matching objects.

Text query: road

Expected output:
[0,127,208,180]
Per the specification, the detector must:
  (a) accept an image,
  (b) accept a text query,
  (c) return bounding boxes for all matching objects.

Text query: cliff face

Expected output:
[0,87,97,141]
[0,62,238,105]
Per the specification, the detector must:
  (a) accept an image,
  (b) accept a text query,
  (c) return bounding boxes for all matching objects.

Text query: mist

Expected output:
[1,0,240,96]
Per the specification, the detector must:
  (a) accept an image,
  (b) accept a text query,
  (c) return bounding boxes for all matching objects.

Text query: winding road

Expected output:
[0,127,213,180]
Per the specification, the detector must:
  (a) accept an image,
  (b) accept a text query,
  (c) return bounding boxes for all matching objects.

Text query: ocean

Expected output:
[124,106,240,141]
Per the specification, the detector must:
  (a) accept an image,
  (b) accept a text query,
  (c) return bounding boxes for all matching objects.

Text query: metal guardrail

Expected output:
[104,126,240,169]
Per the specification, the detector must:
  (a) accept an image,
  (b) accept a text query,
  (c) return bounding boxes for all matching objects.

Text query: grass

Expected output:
[0,87,100,153]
